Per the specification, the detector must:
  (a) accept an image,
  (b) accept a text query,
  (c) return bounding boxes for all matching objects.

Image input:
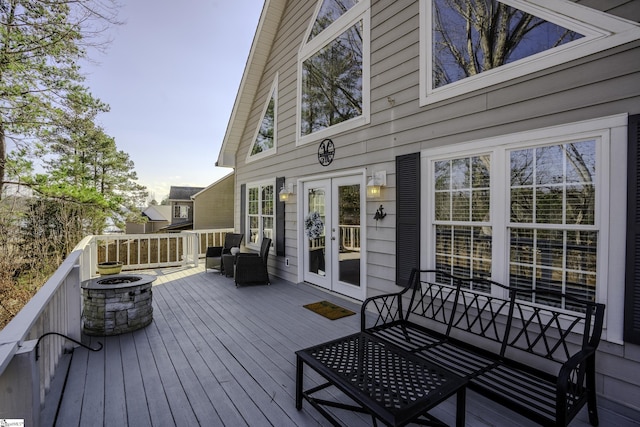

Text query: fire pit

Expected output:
[81,274,156,336]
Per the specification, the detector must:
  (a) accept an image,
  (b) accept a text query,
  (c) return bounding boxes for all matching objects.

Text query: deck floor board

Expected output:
[104,336,127,426]
[50,265,636,426]
[119,332,152,427]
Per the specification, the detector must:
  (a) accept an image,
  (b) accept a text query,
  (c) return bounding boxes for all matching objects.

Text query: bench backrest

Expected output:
[406,269,605,365]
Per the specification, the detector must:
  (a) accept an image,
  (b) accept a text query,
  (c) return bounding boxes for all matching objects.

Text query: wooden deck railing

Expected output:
[0,228,233,425]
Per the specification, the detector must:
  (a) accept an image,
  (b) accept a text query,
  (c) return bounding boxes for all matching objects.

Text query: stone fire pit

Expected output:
[81,274,156,336]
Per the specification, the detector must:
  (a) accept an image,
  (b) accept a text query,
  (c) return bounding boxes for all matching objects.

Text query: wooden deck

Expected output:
[43,266,639,426]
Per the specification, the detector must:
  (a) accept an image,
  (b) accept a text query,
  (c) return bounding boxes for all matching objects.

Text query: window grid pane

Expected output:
[509,140,597,309]
[510,141,595,226]
[247,184,275,246]
[509,228,597,309]
[433,155,491,288]
[435,225,492,289]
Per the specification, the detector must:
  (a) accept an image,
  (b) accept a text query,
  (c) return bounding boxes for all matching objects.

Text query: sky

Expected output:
[81,0,265,203]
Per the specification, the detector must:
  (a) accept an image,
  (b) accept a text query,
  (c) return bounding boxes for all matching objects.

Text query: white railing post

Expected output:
[0,340,39,426]
[180,232,189,266]
[192,232,200,267]
[66,265,82,343]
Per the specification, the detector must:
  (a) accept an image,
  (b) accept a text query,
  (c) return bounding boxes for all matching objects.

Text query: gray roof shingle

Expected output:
[168,186,205,201]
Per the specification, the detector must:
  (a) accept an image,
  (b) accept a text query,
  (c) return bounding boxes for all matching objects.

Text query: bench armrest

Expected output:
[556,347,597,422]
[360,286,412,331]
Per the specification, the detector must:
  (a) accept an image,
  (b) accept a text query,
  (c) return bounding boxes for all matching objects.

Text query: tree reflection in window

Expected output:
[251,88,275,156]
[301,22,363,136]
[309,0,359,41]
[248,184,274,245]
[434,155,492,287]
[509,140,596,309]
[432,0,584,89]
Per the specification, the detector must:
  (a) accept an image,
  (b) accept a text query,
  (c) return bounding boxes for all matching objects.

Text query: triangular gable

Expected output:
[420,0,640,104]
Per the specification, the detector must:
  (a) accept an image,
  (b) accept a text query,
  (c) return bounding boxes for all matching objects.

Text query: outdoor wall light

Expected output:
[279,183,295,202]
[366,171,386,199]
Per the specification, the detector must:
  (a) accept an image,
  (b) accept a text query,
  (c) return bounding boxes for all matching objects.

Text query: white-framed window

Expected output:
[173,205,189,219]
[297,0,370,145]
[246,180,275,250]
[434,154,493,292]
[247,75,278,163]
[422,114,628,343]
[419,0,640,105]
[508,140,597,310]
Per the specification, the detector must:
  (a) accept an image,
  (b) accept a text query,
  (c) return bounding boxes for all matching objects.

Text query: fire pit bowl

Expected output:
[81,274,156,336]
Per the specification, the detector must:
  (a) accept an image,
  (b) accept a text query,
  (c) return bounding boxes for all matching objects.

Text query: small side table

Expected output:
[222,254,235,277]
[296,332,467,426]
[222,247,241,278]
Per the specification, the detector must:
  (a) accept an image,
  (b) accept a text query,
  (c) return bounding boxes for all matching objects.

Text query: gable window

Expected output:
[246,181,275,248]
[247,76,277,162]
[173,205,189,219]
[423,115,628,342]
[419,0,640,105]
[308,0,358,40]
[297,0,370,145]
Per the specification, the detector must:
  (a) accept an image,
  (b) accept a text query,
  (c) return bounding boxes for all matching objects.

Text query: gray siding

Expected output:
[228,0,640,412]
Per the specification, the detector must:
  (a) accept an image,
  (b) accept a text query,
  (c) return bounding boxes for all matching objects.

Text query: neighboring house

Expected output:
[165,186,205,231]
[192,172,235,230]
[126,205,172,234]
[216,0,640,414]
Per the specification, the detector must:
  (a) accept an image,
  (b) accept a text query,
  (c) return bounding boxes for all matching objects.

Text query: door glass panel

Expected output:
[307,188,326,276]
[338,184,360,286]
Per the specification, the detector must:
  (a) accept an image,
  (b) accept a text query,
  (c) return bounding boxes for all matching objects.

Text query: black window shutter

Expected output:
[276,177,285,256]
[625,114,640,344]
[396,153,421,287]
[240,183,246,240]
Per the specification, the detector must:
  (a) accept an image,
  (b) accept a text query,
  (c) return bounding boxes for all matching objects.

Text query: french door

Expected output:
[302,176,364,300]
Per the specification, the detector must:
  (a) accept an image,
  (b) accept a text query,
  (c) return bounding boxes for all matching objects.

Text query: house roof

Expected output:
[168,186,206,201]
[142,205,172,222]
[192,172,234,198]
[158,221,193,232]
[216,0,286,168]
[215,1,638,169]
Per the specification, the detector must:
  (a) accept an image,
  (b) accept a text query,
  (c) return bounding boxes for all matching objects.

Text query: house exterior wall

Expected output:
[147,220,170,233]
[170,201,194,226]
[228,0,640,413]
[193,174,235,230]
[126,222,145,235]
[126,220,170,234]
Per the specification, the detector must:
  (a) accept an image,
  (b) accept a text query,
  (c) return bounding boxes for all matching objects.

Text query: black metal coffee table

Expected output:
[296,332,467,427]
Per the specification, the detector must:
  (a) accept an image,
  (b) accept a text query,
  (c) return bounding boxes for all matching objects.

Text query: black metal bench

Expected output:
[360,269,606,427]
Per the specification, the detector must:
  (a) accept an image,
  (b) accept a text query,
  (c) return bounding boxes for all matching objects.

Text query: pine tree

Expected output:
[0,0,121,197]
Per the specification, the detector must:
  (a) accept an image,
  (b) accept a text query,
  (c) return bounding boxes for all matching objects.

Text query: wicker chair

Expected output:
[234,238,271,287]
[205,233,244,273]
